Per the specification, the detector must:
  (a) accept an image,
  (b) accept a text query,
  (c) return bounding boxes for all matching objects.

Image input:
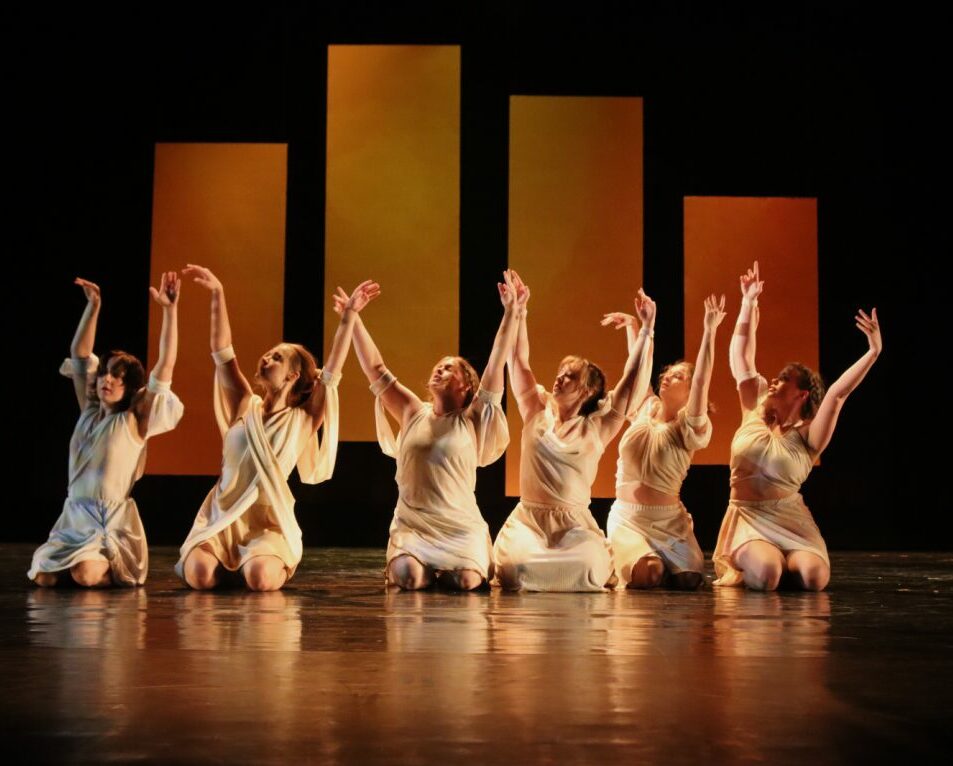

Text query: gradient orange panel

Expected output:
[148,143,287,475]
[684,196,818,465]
[507,96,643,498]
[326,45,460,440]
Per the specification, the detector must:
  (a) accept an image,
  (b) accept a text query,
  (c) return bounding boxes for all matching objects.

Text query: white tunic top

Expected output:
[29,355,184,585]
[493,386,622,592]
[175,365,340,579]
[730,376,816,496]
[374,374,509,579]
[615,396,712,497]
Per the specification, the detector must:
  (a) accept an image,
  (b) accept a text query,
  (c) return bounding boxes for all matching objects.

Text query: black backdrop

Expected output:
[13,2,945,549]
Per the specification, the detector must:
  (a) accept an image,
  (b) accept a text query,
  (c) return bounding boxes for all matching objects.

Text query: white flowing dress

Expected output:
[372,372,509,582]
[607,396,712,584]
[493,386,621,592]
[712,375,829,586]
[175,363,340,580]
[29,355,184,586]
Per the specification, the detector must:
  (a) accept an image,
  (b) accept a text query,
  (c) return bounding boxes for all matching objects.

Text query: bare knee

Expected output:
[243,559,287,592]
[628,556,665,589]
[388,556,432,590]
[442,569,483,591]
[70,561,111,588]
[184,552,220,590]
[33,572,59,587]
[788,558,830,592]
[744,558,783,591]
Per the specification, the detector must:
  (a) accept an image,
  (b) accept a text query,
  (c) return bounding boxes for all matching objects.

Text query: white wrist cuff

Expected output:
[212,346,236,365]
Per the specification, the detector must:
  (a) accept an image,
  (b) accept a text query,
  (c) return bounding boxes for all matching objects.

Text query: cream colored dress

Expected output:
[29,356,184,586]
[175,363,340,581]
[372,373,509,582]
[493,386,622,592]
[607,396,712,584]
[712,375,828,586]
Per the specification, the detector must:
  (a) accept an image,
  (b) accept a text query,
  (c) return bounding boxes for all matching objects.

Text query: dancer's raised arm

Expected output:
[600,289,655,442]
[183,264,254,420]
[301,280,380,426]
[601,304,654,415]
[68,278,101,409]
[730,261,764,411]
[807,308,882,455]
[132,272,181,438]
[686,294,727,427]
[332,293,423,425]
[476,270,521,396]
[506,270,543,421]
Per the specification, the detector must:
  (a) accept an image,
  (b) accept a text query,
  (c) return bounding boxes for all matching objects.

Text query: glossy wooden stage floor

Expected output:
[2,547,950,764]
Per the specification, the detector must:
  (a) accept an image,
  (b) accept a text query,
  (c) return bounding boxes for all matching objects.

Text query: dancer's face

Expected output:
[257,344,299,392]
[659,363,691,410]
[552,362,589,407]
[428,357,469,404]
[96,359,127,407]
[766,368,808,420]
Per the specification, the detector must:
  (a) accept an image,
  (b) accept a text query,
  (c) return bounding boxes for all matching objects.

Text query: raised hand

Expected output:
[343,280,381,313]
[509,269,531,309]
[703,294,727,331]
[332,289,347,316]
[74,277,101,305]
[740,261,764,302]
[634,288,656,327]
[600,312,636,330]
[497,269,518,309]
[855,308,882,355]
[182,264,224,294]
[149,271,181,307]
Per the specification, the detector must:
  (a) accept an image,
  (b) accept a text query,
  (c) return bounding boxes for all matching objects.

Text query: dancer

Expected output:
[30,274,184,587]
[714,261,882,591]
[492,272,653,592]
[605,293,726,589]
[336,273,519,591]
[177,266,379,591]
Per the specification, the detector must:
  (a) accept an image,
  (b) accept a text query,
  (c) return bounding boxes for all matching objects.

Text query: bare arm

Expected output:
[69,278,101,409]
[807,308,882,455]
[478,271,520,394]
[182,265,253,418]
[601,309,654,415]
[601,289,656,442]
[133,272,182,436]
[506,271,544,422]
[331,292,422,424]
[303,281,381,423]
[687,294,727,424]
[731,261,764,412]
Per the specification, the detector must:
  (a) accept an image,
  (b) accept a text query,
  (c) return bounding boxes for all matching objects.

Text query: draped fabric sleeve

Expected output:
[59,353,100,380]
[370,370,399,458]
[296,369,341,484]
[60,353,100,409]
[678,408,712,451]
[467,387,510,467]
[212,347,239,438]
[143,373,185,439]
[740,375,770,423]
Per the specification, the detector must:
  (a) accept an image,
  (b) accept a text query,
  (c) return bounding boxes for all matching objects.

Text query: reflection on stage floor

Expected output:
[2,546,950,764]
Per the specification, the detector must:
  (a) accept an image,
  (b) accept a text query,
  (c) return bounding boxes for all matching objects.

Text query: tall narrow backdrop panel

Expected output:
[148,143,288,475]
[506,96,643,498]
[326,45,461,441]
[683,196,818,465]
